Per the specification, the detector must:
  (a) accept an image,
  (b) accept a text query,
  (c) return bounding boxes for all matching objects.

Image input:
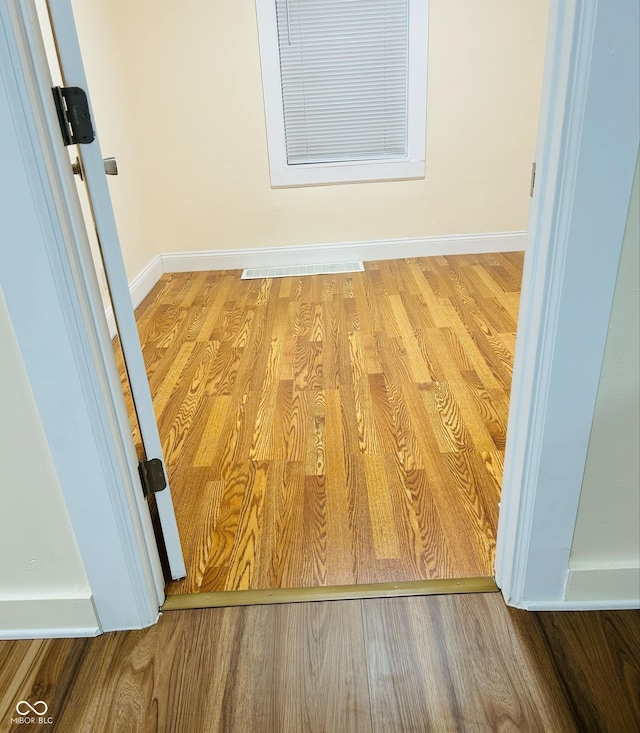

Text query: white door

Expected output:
[31,0,186,579]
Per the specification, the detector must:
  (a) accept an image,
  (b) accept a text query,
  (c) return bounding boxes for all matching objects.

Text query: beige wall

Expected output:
[56,0,155,280]
[72,0,548,281]
[0,289,95,631]
[567,154,640,601]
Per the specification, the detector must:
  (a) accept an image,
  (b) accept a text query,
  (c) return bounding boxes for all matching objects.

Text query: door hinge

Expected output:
[138,458,167,498]
[52,86,95,146]
[530,161,537,197]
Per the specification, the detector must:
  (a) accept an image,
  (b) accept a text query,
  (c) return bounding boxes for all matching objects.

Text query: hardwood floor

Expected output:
[131,253,522,594]
[1,595,638,732]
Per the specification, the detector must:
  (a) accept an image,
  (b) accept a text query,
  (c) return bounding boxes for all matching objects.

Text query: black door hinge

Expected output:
[138,458,167,498]
[52,86,95,146]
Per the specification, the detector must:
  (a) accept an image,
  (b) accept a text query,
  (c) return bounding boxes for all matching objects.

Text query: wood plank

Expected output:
[348,331,381,454]
[324,389,356,586]
[224,461,269,591]
[301,474,328,586]
[192,396,231,467]
[364,594,581,732]
[388,294,433,383]
[304,389,326,476]
[255,460,308,589]
[529,606,640,732]
[248,337,283,461]
[363,454,401,560]
[198,462,252,592]
[271,600,373,732]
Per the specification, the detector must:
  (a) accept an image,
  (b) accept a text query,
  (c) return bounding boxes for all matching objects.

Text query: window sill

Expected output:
[269,159,426,188]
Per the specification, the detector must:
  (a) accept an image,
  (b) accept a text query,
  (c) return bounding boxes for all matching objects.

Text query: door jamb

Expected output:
[0,0,165,630]
[496,0,639,608]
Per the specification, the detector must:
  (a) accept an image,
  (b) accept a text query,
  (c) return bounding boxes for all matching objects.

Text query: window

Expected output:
[255,0,428,187]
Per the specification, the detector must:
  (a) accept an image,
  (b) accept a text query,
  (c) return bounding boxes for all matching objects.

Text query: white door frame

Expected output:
[496,0,639,610]
[0,0,165,631]
[0,0,637,630]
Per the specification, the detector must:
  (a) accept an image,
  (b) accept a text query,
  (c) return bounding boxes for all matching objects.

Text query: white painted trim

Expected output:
[160,231,526,273]
[0,0,166,633]
[254,0,428,187]
[565,564,640,604]
[105,255,163,338]
[129,255,164,308]
[0,595,100,639]
[520,598,640,612]
[46,0,186,582]
[269,161,426,188]
[496,0,640,610]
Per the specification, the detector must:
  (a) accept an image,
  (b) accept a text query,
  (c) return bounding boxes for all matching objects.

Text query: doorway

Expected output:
[35,0,544,605]
[3,0,636,631]
[136,254,523,600]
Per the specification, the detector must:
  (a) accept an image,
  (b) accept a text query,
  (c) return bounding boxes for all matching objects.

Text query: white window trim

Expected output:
[255,0,429,187]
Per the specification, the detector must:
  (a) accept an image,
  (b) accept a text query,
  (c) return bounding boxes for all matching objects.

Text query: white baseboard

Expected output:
[563,563,640,606]
[105,255,163,338]
[160,231,527,273]
[105,232,527,334]
[0,594,101,639]
[504,563,640,610]
[522,598,640,611]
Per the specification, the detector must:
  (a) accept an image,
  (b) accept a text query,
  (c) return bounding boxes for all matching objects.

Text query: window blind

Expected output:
[274,0,410,165]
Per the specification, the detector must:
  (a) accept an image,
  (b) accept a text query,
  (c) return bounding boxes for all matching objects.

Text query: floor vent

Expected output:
[241,261,365,279]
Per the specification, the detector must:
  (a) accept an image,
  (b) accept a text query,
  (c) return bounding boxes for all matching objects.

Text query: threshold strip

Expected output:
[162,576,499,611]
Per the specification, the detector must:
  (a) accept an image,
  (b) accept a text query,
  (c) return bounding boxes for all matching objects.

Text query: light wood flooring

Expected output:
[1,595,638,732]
[127,253,522,594]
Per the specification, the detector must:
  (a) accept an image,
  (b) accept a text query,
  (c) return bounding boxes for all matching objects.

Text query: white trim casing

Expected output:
[0,0,165,632]
[254,0,428,187]
[496,0,640,610]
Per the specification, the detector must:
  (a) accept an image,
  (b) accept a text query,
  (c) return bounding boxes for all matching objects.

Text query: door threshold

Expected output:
[162,576,499,610]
